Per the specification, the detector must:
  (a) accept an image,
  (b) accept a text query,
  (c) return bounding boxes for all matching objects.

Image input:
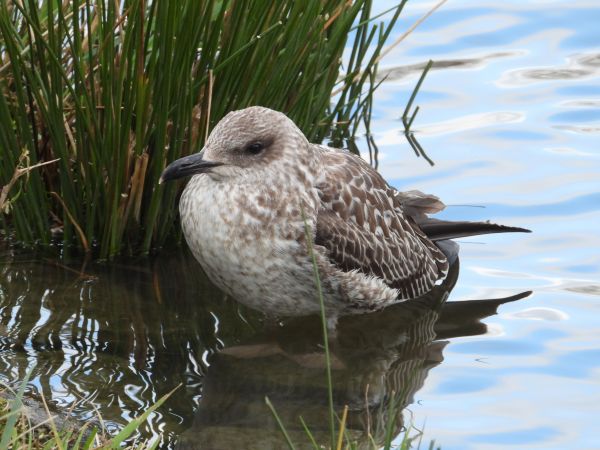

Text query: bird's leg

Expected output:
[326,315,338,332]
[326,314,339,342]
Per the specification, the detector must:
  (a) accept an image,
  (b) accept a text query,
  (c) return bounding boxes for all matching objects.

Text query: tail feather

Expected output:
[420,218,531,241]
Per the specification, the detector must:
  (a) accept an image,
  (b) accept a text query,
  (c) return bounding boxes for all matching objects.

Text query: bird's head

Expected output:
[160,106,313,185]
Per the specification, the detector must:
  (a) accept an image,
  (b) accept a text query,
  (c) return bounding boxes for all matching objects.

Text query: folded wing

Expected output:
[313,147,448,300]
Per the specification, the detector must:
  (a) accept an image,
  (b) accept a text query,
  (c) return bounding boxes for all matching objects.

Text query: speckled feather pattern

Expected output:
[178,107,448,318]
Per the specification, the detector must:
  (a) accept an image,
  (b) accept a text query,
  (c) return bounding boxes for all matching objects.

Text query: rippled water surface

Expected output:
[1,1,599,448]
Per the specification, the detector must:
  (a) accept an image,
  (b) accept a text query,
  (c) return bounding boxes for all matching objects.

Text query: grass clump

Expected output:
[0,0,406,259]
[0,372,176,449]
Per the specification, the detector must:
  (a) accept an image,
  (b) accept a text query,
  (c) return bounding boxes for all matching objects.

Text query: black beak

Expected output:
[159,150,223,184]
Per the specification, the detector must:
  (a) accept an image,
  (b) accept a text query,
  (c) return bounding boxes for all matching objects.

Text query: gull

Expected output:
[160,106,529,322]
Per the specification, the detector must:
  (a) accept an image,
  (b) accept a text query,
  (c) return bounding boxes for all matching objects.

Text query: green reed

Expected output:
[0,369,176,449]
[0,0,405,258]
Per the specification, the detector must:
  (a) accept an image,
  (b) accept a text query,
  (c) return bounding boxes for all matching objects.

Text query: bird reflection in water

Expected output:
[178,259,530,450]
[0,249,530,449]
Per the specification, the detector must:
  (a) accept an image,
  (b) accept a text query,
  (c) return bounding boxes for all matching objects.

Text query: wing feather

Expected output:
[313,147,448,300]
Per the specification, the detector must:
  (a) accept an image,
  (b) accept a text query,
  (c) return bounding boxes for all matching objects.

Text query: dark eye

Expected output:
[245,141,265,154]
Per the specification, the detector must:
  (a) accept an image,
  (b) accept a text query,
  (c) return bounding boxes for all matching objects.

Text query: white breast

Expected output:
[179,174,323,316]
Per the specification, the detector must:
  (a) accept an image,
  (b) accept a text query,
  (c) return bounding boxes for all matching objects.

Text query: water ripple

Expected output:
[417,111,525,135]
[553,123,600,134]
[377,51,523,82]
[499,52,600,86]
[437,192,600,218]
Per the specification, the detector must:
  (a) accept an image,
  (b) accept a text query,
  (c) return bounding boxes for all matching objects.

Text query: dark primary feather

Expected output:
[418,218,531,241]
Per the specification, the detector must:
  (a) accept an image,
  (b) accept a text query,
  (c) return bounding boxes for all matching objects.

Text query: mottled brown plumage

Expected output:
[313,147,448,300]
[160,106,529,321]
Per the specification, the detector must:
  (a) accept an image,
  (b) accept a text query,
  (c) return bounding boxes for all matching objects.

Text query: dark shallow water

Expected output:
[0,249,529,448]
[2,1,600,448]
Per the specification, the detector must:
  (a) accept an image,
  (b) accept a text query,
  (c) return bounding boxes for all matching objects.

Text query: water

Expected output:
[1,1,599,448]
[371,1,600,448]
